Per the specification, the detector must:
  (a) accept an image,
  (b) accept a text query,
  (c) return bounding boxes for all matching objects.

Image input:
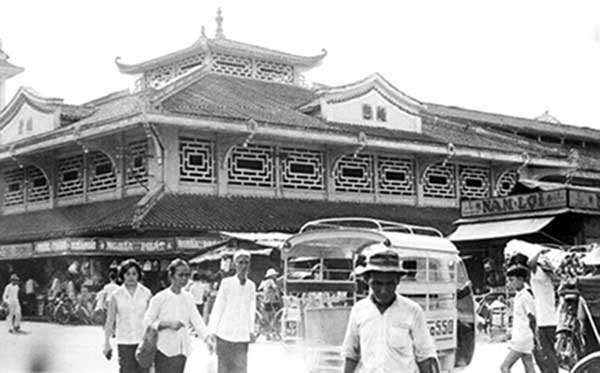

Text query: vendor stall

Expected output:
[448,186,600,291]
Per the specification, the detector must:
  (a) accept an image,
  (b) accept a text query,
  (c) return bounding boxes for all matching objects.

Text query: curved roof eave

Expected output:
[115,38,327,74]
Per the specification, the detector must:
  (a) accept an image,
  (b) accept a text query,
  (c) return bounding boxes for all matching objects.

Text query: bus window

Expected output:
[429,257,451,283]
[400,293,428,310]
[400,258,426,282]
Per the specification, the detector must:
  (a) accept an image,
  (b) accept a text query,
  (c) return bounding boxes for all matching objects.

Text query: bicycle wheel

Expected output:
[571,351,600,373]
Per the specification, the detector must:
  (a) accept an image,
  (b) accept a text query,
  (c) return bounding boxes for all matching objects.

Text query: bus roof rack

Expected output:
[299,217,443,238]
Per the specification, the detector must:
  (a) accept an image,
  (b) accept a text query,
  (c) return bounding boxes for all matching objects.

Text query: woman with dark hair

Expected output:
[103,259,152,373]
[143,259,212,373]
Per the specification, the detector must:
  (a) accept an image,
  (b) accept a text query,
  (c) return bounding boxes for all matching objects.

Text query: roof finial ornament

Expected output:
[201,25,206,38]
[215,7,225,39]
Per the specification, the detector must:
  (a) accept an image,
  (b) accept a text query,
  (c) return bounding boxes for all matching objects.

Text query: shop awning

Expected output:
[447,216,555,241]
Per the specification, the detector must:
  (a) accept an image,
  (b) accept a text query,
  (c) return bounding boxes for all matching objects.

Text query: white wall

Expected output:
[0,101,58,144]
[323,90,422,133]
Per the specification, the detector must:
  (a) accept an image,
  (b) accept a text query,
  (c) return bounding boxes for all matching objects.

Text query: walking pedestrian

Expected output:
[186,272,208,319]
[341,247,439,373]
[3,273,22,333]
[500,265,537,373]
[527,250,559,373]
[208,250,257,373]
[143,259,212,373]
[24,277,38,316]
[103,259,151,373]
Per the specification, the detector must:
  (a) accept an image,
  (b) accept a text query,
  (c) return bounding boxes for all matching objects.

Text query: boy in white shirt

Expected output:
[501,265,537,373]
[2,273,21,333]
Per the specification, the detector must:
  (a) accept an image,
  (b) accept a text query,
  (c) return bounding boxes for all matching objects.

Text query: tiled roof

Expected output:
[160,74,325,129]
[138,193,460,235]
[59,104,96,122]
[0,196,140,244]
[426,103,600,141]
[421,115,564,156]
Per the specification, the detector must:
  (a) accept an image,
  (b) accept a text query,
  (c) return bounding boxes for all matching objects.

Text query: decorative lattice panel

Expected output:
[228,144,274,187]
[26,166,49,203]
[378,156,415,196]
[3,168,24,206]
[57,155,84,198]
[179,137,215,183]
[280,148,324,190]
[459,165,490,199]
[255,60,294,83]
[496,170,518,197]
[422,163,456,199]
[211,53,252,77]
[334,154,374,193]
[126,139,149,186]
[144,53,205,89]
[88,151,117,193]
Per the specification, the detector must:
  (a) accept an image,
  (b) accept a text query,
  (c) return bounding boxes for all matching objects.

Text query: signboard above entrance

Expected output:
[461,189,567,218]
[461,187,600,218]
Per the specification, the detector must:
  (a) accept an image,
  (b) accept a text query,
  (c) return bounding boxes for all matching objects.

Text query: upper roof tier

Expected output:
[115,9,325,88]
[116,36,327,74]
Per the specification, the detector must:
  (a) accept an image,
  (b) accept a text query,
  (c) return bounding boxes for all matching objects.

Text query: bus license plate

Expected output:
[427,319,454,338]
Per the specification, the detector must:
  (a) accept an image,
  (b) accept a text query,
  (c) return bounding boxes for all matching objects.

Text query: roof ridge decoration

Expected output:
[215,7,225,39]
[300,73,425,114]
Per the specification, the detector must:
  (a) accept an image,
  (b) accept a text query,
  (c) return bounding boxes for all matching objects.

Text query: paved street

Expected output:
[0,321,550,373]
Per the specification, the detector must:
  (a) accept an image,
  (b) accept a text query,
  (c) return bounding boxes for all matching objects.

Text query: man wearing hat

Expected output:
[208,250,257,373]
[342,247,439,373]
[259,268,281,313]
[2,273,22,333]
[500,265,537,373]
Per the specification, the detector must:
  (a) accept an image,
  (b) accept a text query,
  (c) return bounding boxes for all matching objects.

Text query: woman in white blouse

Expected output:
[143,259,213,373]
[103,259,152,373]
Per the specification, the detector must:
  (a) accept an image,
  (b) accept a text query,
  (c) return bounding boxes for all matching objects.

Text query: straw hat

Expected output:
[264,268,279,279]
[355,249,406,276]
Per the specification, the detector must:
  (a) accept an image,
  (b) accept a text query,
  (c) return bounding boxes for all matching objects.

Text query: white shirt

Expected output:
[3,283,19,305]
[102,282,120,309]
[110,284,151,344]
[511,286,536,353]
[342,295,437,373]
[143,288,208,357]
[530,268,556,326]
[208,276,256,343]
[187,281,207,305]
[25,279,36,294]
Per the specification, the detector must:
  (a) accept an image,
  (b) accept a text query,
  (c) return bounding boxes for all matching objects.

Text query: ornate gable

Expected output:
[0,88,61,144]
[302,73,425,133]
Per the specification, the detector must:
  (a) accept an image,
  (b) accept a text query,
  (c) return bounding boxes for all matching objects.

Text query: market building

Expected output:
[0,10,599,292]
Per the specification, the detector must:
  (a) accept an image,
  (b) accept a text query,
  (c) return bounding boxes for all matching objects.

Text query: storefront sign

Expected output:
[569,190,600,212]
[461,189,567,218]
[34,239,96,253]
[0,243,34,259]
[176,237,227,250]
[99,239,174,252]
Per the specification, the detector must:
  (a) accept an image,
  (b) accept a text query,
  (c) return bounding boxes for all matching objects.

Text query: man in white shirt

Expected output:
[208,250,257,373]
[527,250,559,373]
[342,247,439,373]
[3,273,22,333]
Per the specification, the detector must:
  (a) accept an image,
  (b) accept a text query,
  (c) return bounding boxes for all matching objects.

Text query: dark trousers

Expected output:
[117,344,148,373]
[533,326,559,373]
[216,337,248,373]
[154,350,186,373]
